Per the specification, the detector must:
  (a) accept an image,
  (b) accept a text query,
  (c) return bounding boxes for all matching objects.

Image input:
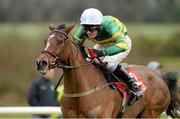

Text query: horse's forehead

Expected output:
[49,34,55,39]
[45,34,56,50]
[47,33,58,42]
[48,32,65,39]
[45,41,50,50]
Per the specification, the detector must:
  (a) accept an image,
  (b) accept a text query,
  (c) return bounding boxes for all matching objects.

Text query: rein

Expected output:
[56,59,96,69]
[43,29,112,98]
[41,29,95,69]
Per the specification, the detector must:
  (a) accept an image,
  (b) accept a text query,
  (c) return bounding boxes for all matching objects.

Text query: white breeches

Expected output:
[93,35,132,72]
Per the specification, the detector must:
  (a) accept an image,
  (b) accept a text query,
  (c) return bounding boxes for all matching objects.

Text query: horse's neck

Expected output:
[63,43,104,93]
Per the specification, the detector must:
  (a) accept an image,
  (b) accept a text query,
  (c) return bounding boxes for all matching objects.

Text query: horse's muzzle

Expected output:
[36,60,49,74]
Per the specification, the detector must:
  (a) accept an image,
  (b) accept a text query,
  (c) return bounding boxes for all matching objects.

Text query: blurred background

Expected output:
[0,0,179,111]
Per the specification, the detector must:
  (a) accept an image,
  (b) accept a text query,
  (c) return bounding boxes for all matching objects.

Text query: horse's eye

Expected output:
[57,40,63,45]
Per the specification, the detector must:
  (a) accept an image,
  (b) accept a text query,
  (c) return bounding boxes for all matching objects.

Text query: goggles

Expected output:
[83,25,100,32]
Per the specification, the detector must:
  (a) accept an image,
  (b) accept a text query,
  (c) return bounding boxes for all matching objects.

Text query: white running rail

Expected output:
[0,106,61,114]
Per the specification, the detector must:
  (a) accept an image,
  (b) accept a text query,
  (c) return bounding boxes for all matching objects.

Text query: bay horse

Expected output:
[36,24,178,118]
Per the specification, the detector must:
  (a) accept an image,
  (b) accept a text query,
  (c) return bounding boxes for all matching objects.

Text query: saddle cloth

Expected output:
[112,66,147,105]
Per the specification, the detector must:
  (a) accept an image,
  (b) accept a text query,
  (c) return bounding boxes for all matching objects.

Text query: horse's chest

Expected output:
[62,101,102,118]
[86,105,101,117]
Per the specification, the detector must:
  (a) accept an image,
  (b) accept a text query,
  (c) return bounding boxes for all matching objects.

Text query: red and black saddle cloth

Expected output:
[113,66,147,101]
[112,66,147,116]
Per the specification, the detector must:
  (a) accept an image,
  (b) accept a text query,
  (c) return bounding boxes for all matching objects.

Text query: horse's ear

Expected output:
[49,23,55,31]
[65,24,75,33]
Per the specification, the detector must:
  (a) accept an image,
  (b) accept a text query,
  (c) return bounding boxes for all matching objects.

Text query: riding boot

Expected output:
[113,65,144,106]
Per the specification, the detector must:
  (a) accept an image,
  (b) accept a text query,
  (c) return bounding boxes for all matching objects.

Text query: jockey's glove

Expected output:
[88,49,106,59]
[93,49,105,57]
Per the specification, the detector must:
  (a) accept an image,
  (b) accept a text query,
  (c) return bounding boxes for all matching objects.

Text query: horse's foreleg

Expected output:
[99,100,115,118]
[61,107,79,118]
[140,108,162,118]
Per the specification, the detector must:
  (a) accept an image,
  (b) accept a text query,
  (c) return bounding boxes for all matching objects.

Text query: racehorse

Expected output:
[36,24,178,118]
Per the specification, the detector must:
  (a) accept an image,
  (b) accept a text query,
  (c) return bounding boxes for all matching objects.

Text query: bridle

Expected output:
[40,28,112,98]
[43,30,68,57]
[42,29,78,69]
[41,29,95,69]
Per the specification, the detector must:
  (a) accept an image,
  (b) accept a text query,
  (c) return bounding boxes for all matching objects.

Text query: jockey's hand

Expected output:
[88,49,105,59]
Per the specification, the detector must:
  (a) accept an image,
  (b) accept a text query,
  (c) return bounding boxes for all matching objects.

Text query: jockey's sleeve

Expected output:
[105,39,128,56]
[104,16,128,56]
[73,25,85,44]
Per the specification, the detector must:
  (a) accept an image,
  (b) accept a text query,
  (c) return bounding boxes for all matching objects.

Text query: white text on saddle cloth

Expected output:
[128,67,147,92]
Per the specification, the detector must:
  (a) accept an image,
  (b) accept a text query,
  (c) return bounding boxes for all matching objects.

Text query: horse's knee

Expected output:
[141,109,160,118]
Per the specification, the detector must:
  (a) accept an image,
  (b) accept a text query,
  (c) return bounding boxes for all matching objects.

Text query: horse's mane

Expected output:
[56,24,66,30]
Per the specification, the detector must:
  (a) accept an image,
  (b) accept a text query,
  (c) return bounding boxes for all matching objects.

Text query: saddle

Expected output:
[78,45,146,111]
[95,62,146,116]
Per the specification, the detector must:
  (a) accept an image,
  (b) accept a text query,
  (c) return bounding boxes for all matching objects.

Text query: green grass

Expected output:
[132,56,180,72]
[0,22,74,41]
[0,114,31,118]
[0,22,180,41]
[128,23,180,40]
[0,22,48,40]
[159,56,180,72]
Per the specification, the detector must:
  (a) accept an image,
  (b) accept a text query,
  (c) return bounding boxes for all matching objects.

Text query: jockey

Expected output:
[74,8,143,104]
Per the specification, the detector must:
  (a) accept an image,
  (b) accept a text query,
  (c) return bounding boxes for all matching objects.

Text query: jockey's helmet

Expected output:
[80,8,103,25]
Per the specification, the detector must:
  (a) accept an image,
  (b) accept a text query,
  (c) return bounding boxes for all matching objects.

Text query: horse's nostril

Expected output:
[36,60,48,70]
[40,60,48,67]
